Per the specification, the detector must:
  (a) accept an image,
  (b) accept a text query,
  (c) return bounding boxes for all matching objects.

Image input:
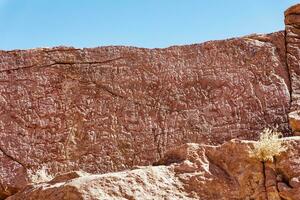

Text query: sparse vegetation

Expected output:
[249,128,287,162]
[27,166,54,183]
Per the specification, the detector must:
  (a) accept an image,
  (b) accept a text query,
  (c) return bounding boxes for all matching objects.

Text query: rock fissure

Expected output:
[0,57,124,73]
[284,30,293,107]
[262,161,269,200]
[273,157,285,200]
[51,57,125,66]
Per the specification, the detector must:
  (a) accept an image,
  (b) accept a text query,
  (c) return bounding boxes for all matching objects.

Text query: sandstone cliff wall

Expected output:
[285,4,300,135]
[1,4,300,199]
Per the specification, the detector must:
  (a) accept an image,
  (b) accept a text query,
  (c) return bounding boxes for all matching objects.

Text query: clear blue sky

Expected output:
[0,0,299,50]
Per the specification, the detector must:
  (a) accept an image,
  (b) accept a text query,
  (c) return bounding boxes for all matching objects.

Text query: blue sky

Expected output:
[0,0,299,50]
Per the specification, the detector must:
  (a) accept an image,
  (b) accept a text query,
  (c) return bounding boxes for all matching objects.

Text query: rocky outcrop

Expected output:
[285,4,300,134]
[7,137,300,200]
[4,3,300,199]
[0,32,291,197]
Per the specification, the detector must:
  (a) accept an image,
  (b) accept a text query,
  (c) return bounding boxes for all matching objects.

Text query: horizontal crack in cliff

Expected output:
[0,57,124,73]
[52,57,124,66]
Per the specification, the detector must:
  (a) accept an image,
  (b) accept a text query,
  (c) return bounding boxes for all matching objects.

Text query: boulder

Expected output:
[285,4,300,133]
[8,137,300,200]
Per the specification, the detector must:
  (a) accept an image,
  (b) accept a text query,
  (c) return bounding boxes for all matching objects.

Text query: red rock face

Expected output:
[7,138,300,200]
[0,31,292,197]
[285,4,300,134]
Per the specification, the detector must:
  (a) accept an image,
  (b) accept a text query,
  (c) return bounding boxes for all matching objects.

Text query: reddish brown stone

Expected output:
[274,137,300,200]
[7,137,300,200]
[0,31,291,196]
[285,4,300,133]
[6,140,263,200]
[2,4,300,198]
[284,4,300,16]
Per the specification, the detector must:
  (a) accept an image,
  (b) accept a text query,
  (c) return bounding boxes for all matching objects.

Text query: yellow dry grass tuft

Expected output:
[250,128,287,162]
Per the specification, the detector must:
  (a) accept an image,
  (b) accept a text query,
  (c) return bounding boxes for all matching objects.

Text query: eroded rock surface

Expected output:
[285,4,300,133]
[0,32,292,197]
[0,31,292,197]
[7,138,300,200]
[5,3,300,198]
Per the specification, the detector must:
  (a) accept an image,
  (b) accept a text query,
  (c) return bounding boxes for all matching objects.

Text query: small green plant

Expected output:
[250,128,287,162]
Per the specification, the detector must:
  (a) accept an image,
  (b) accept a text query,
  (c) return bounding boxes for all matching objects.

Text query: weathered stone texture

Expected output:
[8,138,300,200]
[0,31,291,197]
[285,4,300,133]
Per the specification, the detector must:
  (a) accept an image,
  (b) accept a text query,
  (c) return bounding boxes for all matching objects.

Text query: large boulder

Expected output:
[0,31,291,197]
[285,4,300,133]
[7,137,300,200]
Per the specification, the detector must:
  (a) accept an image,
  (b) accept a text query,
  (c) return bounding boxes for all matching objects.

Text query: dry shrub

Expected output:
[250,128,287,162]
